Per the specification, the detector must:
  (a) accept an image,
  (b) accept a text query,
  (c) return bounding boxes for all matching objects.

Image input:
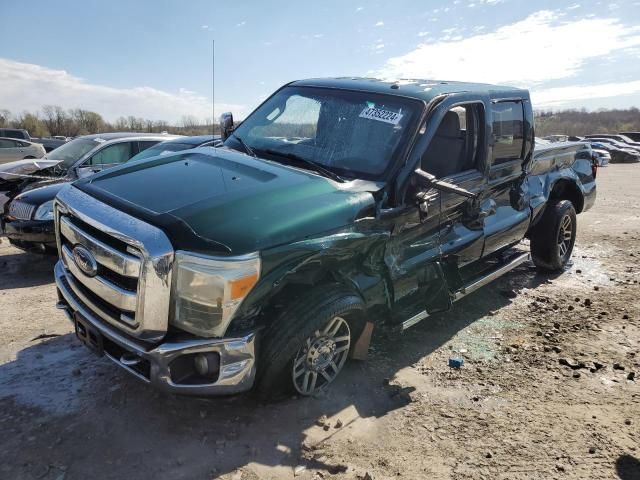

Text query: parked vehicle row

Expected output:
[0,132,202,251]
[543,131,640,164]
[17,77,596,399]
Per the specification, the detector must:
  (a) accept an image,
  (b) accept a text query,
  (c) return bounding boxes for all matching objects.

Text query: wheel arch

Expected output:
[227,231,393,334]
[548,178,585,213]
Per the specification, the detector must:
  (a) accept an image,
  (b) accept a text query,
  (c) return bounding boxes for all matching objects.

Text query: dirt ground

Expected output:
[0,164,638,480]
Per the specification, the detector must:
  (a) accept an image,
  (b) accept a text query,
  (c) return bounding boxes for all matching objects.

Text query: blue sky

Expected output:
[1,0,639,122]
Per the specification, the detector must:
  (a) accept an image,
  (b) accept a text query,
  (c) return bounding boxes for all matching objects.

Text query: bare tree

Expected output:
[0,109,10,128]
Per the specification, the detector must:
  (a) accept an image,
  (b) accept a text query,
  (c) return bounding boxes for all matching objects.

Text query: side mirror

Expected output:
[413,169,477,199]
[219,112,234,141]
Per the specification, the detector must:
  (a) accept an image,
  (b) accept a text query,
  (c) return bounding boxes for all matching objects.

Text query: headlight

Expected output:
[172,251,261,337]
[34,200,54,221]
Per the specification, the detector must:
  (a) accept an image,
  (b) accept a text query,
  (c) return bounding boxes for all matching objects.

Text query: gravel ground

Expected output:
[0,164,638,480]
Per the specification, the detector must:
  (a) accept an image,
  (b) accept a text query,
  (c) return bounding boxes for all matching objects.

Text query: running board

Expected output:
[401,310,429,330]
[453,252,530,302]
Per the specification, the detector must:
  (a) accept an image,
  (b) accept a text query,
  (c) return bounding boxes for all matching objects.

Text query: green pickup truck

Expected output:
[53,78,596,397]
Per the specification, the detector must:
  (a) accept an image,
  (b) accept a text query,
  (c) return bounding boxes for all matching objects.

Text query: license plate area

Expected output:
[74,312,104,356]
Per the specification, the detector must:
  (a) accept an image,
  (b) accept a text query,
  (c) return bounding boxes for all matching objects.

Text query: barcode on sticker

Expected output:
[359,107,403,125]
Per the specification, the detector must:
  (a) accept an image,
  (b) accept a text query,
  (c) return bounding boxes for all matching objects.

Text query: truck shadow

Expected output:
[616,455,640,480]
[0,263,556,479]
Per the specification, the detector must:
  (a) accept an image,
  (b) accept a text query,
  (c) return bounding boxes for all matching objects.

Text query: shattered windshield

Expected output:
[227,86,420,180]
[49,138,102,169]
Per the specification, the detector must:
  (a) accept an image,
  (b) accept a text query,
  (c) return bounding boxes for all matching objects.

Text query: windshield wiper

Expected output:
[230,133,257,158]
[258,148,345,183]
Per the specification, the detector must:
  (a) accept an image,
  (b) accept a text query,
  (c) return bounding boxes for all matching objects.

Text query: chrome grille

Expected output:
[9,200,35,220]
[54,185,174,342]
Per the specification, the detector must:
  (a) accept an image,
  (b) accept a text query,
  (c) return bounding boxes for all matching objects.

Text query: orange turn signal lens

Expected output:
[229,274,258,300]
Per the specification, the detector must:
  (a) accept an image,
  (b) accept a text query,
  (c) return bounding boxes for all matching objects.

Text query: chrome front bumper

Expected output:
[55,261,257,396]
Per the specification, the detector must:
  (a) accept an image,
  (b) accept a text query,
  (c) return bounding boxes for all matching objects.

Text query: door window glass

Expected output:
[0,139,16,148]
[420,103,484,178]
[491,102,524,165]
[89,142,134,166]
[138,140,159,153]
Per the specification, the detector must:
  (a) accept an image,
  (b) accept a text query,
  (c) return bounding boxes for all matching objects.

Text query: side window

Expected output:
[138,141,158,153]
[420,103,484,178]
[0,139,16,148]
[491,101,524,165]
[88,142,134,166]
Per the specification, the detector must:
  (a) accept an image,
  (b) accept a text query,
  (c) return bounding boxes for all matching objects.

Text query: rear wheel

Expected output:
[255,285,366,399]
[530,200,577,272]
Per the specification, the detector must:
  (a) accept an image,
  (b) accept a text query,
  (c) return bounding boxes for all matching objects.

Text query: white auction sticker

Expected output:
[359,107,403,125]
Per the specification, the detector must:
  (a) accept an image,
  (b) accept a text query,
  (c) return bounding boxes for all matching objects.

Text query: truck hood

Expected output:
[75,148,376,254]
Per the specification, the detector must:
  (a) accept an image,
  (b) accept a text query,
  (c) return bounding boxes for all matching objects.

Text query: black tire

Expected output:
[530,200,577,272]
[255,284,366,400]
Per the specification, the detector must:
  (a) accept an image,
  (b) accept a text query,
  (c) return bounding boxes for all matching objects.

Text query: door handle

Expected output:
[478,200,497,219]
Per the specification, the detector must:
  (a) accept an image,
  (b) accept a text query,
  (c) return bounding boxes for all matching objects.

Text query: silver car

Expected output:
[0,137,46,164]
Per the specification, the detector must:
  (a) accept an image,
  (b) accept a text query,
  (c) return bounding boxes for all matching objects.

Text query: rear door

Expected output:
[0,139,22,164]
[482,99,532,256]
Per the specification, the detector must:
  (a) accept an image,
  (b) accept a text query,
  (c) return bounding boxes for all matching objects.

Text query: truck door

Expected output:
[425,104,486,268]
[482,99,532,256]
[386,101,487,320]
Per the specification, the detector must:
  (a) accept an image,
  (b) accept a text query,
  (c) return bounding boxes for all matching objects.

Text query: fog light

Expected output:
[169,352,221,384]
[194,353,209,376]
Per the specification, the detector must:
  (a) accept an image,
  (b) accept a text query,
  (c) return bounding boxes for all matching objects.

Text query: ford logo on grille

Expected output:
[72,245,98,277]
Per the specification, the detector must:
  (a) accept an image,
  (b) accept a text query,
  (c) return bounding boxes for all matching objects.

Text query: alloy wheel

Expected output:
[292,316,351,395]
[557,214,573,260]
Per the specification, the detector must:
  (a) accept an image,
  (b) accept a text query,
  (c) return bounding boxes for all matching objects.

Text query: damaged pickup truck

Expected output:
[53,78,596,397]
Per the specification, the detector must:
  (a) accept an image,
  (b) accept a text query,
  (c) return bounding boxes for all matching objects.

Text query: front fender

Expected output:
[230,225,392,331]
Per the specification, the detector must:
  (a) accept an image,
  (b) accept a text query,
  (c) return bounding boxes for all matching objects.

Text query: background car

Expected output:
[585,134,640,150]
[586,136,640,153]
[583,139,640,163]
[126,134,221,163]
[591,147,611,166]
[0,128,31,140]
[1,132,179,252]
[0,138,46,164]
[619,131,640,142]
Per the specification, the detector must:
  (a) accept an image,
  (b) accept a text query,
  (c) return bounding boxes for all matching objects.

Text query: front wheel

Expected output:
[255,285,366,399]
[530,200,577,272]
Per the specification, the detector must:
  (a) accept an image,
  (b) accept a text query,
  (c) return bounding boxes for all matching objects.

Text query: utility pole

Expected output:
[211,40,216,135]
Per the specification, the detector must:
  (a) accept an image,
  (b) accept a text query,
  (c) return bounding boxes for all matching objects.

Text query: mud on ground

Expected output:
[0,164,638,480]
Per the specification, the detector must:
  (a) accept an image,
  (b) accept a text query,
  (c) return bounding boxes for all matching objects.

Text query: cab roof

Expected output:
[289,77,528,103]
[158,135,220,145]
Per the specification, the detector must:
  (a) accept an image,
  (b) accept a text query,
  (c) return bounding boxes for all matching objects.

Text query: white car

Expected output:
[0,137,46,164]
[592,148,611,166]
